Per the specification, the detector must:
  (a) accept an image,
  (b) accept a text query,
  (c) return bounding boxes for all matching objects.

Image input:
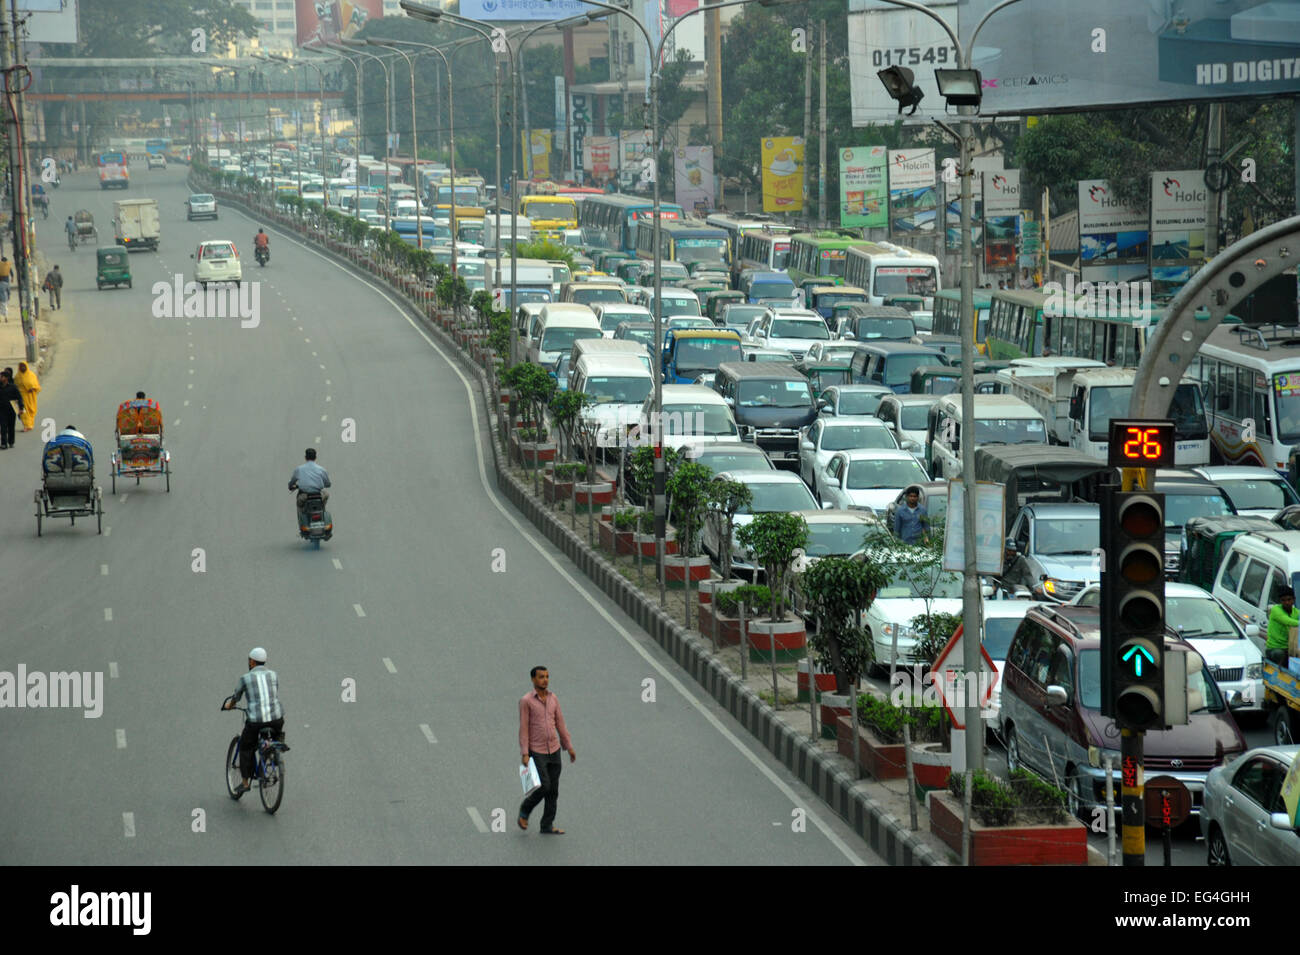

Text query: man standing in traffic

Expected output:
[43,265,62,310]
[894,485,928,544]
[0,369,22,449]
[1267,586,1299,666]
[518,666,576,835]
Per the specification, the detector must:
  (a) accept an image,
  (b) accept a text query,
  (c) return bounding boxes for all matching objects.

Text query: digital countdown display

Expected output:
[1108,419,1176,469]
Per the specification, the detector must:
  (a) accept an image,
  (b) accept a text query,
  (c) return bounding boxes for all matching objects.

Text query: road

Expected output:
[0,167,882,865]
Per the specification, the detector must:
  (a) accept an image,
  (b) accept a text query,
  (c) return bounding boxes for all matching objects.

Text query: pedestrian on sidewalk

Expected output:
[16,361,38,431]
[517,665,576,835]
[0,370,22,449]
[0,256,10,316]
[43,265,62,310]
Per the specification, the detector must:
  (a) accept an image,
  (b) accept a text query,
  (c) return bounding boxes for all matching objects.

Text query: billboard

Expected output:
[296,1,382,49]
[839,146,888,228]
[943,155,999,250]
[584,136,617,182]
[459,0,591,20]
[525,130,552,179]
[1078,179,1148,287]
[888,148,936,235]
[761,137,804,213]
[23,0,76,43]
[1150,169,1208,297]
[983,169,1021,271]
[847,0,1300,125]
[674,146,714,215]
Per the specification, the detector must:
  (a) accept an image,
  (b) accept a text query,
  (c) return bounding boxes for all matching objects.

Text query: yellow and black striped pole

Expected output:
[1118,466,1152,865]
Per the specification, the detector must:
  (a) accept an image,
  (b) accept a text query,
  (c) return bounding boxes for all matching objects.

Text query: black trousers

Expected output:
[519,749,562,830]
[239,718,285,780]
[1266,648,1289,666]
[0,412,15,447]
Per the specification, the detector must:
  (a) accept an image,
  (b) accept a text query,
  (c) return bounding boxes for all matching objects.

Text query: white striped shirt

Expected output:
[234,666,283,723]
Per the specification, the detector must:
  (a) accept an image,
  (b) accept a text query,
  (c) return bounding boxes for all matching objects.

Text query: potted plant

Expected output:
[544,461,588,504]
[600,506,641,554]
[836,694,948,781]
[699,478,753,610]
[572,414,613,512]
[700,584,771,646]
[632,509,677,558]
[662,460,713,587]
[928,769,1086,865]
[735,512,809,663]
[797,555,888,722]
[502,363,557,469]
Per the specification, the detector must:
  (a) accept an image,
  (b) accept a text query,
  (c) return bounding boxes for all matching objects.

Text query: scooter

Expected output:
[293,489,332,548]
[255,245,269,267]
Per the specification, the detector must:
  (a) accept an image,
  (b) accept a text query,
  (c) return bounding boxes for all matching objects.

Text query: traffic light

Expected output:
[1101,490,1166,731]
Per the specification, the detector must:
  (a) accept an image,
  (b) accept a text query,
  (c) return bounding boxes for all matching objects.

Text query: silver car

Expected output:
[1202,745,1300,865]
[186,193,218,220]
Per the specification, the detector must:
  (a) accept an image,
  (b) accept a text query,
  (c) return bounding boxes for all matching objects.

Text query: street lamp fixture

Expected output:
[877,66,923,116]
[934,69,983,109]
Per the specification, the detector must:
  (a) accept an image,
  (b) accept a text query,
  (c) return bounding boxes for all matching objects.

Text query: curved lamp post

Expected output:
[303,43,363,223]
[336,39,396,233]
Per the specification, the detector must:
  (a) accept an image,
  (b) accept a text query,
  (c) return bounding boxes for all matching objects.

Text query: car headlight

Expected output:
[1038,577,1067,597]
[881,622,915,640]
[1088,745,1122,770]
[1246,663,1263,680]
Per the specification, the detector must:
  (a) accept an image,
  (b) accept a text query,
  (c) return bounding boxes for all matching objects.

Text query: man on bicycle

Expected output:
[222,647,284,793]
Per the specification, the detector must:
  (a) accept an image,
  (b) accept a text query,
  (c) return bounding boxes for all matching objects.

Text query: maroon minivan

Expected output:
[999,605,1247,818]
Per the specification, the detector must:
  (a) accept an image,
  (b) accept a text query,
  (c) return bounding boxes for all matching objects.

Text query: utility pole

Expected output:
[4,1,35,361]
[800,21,811,227]
[706,0,722,206]
[817,19,826,227]
[519,45,532,181]
[1204,102,1222,258]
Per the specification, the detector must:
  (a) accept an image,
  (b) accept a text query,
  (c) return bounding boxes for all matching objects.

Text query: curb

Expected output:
[205,183,944,866]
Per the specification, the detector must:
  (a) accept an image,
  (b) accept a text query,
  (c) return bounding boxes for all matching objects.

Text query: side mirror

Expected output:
[902,440,920,452]
[980,584,994,597]
[800,440,814,451]
[1269,812,1297,832]
[1245,623,1261,638]
[821,501,836,510]
[1005,536,1019,553]
[1044,685,1069,707]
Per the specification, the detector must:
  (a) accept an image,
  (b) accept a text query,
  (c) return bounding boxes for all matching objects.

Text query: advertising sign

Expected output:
[296,0,382,49]
[839,146,888,228]
[1078,178,1149,287]
[983,169,1020,270]
[525,130,552,179]
[761,136,804,213]
[584,136,617,182]
[459,0,590,20]
[943,156,1000,251]
[569,93,591,175]
[943,481,1006,576]
[23,0,76,44]
[1150,169,1208,297]
[674,146,715,215]
[619,130,650,190]
[848,0,1300,126]
[888,148,936,235]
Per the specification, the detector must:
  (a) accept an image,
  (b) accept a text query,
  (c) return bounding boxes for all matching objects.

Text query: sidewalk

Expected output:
[0,248,59,374]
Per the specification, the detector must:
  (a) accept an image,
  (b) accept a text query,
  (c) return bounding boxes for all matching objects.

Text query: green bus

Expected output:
[786,230,872,287]
[984,289,1051,360]
[932,289,993,354]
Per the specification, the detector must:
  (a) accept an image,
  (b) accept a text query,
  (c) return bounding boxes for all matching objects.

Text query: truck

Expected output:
[112,198,160,251]
[483,256,554,310]
[484,214,532,252]
[998,361,1211,466]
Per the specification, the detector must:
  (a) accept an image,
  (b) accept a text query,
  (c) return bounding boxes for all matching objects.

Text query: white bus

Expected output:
[843,242,942,308]
[705,213,794,266]
[1190,323,1300,472]
[736,226,793,274]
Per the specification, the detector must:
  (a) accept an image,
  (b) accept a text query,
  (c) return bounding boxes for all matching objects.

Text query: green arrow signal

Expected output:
[1122,645,1155,676]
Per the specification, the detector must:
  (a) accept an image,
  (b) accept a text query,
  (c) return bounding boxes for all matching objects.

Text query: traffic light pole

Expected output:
[1120,729,1144,866]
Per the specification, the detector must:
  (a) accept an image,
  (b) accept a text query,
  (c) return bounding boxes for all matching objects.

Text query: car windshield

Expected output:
[974,417,1047,446]
[724,306,766,327]
[805,521,876,557]
[878,565,963,599]
[752,281,795,300]
[1168,596,1241,640]
[739,379,814,409]
[821,424,894,451]
[771,319,830,340]
[675,339,742,374]
[583,376,651,405]
[852,318,914,340]
[1033,517,1100,556]
[899,404,932,430]
[695,449,773,474]
[1217,478,1298,511]
[539,328,597,352]
[912,314,934,332]
[1164,492,1232,530]
[202,243,235,258]
[883,355,943,387]
[675,239,727,264]
[740,482,817,513]
[619,327,655,347]
[817,295,865,310]
[457,260,486,278]
[662,403,737,437]
[983,617,1023,660]
[817,345,858,363]
[846,458,926,490]
[575,288,626,305]
[661,298,702,317]
[836,391,887,416]
[601,312,639,331]
[190,195,214,203]
[1079,648,1222,712]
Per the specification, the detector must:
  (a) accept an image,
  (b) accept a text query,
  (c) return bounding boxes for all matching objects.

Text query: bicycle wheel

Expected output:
[225,737,245,800]
[259,750,284,814]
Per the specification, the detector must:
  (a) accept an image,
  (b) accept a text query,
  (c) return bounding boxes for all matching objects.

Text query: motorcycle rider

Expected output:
[253,228,270,262]
[288,447,330,523]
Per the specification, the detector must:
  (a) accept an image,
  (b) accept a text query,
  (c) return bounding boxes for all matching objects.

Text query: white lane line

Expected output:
[314,436,321,444]
[353,604,365,617]
[420,724,437,744]
[115,729,127,749]
[109,662,119,678]
[103,526,111,537]
[187,383,193,390]
[325,395,331,402]
[320,415,327,422]
[119,494,128,503]
[331,558,342,570]
[319,364,326,370]
[312,351,318,357]
[123,812,135,838]
[104,608,113,622]
[173,419,180,427]
[466,807,489,833]
[257,220,867,865]
[304,338,311,343]
[100,564,108,576]
[383,657,397,674]
[189,355,194,361]
[183,400,190,407]
[188,368,194,375]
[325,379,331,385]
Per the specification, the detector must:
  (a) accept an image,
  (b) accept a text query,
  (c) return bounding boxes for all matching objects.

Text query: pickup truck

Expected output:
[113,198,160,251]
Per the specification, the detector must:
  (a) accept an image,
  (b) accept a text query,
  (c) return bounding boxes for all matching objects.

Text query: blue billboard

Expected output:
[458,0,592,20]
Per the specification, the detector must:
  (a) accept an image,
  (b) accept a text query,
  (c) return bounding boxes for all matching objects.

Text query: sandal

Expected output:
[540,827,566,835]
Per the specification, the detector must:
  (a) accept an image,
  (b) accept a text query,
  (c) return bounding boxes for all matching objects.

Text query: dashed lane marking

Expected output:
[466,807,489,833]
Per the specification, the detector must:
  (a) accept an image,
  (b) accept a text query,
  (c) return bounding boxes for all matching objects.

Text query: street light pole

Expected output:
[367,40,423,250]
[305,44,362,223]
[338,40,394,233]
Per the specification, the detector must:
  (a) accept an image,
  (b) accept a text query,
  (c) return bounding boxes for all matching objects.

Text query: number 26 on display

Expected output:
[1122,427,1163,461]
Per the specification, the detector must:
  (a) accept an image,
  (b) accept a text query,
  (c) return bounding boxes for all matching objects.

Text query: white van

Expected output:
[513,302,547,366]
[571,354,656,454]
[926,393,1047,480]
[1211,529,1300,650]
[528,303,601,367]
[567,337,655,380]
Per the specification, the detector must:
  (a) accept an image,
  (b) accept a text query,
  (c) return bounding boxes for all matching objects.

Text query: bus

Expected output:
[736,226,792,274]
[96,150,127,167]
[358,161,402,190]
[984,290,1050,360]
[842,242,941,307]
[1047,303,1243,370]
[704,213,795,265]
[518,194,579,241]
[932,289,993,354]
[634,219,729,267]
[144,138,168,159]
[786,230,873,286]
[578,194,683,254]
[1190,323,1300,470]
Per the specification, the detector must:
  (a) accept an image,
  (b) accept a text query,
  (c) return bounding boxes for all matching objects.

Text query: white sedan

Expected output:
[803,341,859,365]
[816,449,931,514]
[798,418,899,487]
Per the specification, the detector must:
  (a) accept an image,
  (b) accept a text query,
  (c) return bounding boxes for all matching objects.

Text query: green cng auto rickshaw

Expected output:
[96,246,132,290]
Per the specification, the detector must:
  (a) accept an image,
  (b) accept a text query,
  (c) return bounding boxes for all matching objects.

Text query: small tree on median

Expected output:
[799,555,891,692]
[736,512,809,623]
[666,460,713,559]
[706,479,753,582]
[549,388,592,461]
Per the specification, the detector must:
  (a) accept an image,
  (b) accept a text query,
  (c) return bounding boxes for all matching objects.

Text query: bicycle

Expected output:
[221,696,288,813]
[67,230,76,253]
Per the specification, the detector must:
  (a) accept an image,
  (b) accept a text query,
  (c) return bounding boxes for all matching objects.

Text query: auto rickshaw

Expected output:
[794,361,852,398]
[96,245,132,290]
[704,289,745,325]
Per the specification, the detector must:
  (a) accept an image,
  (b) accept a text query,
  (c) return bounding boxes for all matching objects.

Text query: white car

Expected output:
[816,384,894,419]
[789,508,887,580]
[982,598,1046,729]
[1070,581,1264,712]
[849,545,963,673]
[816,449,931,514]
[146,154,166,170]
[803,341,858,365]
[798,417,898,487]
[748,309,830,362]
[192,240,242,287]
[700,470,818,579]
[628,384,739,456]
[875,394,940,457]
[1191,466,1300,518]
[186,193,218,221]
